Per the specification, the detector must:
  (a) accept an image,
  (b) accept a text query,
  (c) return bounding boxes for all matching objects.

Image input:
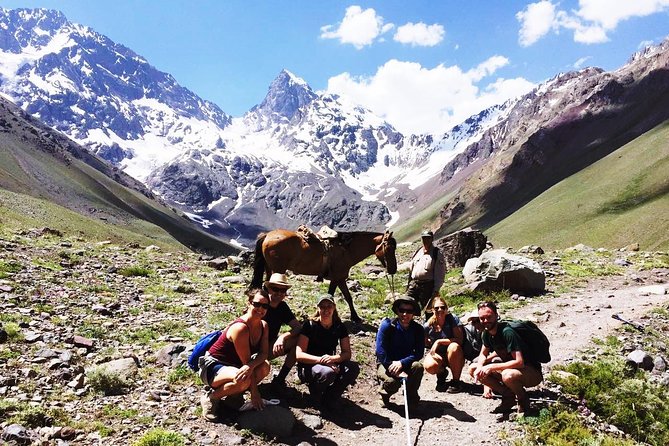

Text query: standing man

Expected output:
[407,230,446,315]
[263,273,302,392]
[375,296,425,408]
[473,302,543,415]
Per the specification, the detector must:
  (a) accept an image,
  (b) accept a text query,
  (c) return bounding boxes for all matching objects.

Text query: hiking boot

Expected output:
[435,371,449,392]
[517,396,531,414]
[378,390,392,407]
[491,397,516,414]
[269,377,288,396]
[200,393,219,422]
[446,379,463,394]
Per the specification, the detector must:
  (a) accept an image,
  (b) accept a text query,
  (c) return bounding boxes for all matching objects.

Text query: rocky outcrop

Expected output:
[435,227,487,268]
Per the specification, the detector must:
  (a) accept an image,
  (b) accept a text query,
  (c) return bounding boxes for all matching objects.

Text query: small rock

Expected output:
[300,413,323,430]
[614,259,632,267]
[59,426,76,440]
[207,258,229,270]
[1,424,32,445]
[24,331,43,343]
[67,374,85,389]
[0,284,13,292]
[145,245,161,252]
[638,285,666,295]
[220,275,246,284]
[71,336,94,349]
[627,349,654,371]
[653,356,667,374]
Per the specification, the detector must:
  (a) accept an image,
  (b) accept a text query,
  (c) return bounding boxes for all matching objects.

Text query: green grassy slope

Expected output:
[0,100,238,255]
[0,188,185,249]
[485,120,669,250]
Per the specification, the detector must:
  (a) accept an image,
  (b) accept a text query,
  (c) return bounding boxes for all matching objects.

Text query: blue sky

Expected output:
[2,0,668,134]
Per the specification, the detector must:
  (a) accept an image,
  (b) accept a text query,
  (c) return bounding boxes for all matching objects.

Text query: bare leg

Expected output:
[446,343,464,380]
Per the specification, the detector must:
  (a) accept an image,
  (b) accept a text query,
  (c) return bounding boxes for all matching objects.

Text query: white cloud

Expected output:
[517,1,557,47]
[572,56,592,69]
[393,22,445,47]
[576,0,669,29]
[320,6,393,49]
[325,58,535,135]
[518,0,669,46]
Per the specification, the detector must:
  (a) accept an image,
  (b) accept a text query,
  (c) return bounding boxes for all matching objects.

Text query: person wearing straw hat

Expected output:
[375,296,425,408]
[407,230,446,316]
[262,273,302,392]
[296,294,360,412]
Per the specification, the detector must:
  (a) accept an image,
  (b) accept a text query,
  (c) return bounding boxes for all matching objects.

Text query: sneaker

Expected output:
[200,393,219,422]
[446,380,463,394]
[435,381,448,392]
[516,396,531,414]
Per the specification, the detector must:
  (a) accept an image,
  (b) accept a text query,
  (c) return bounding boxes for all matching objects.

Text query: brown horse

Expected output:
[250,229,397,322]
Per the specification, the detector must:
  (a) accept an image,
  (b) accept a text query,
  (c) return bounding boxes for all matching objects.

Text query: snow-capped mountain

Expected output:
[0,8,513,245]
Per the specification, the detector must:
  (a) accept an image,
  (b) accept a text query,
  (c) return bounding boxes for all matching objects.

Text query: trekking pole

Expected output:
[401,375,411,446]
[612,313,645,332]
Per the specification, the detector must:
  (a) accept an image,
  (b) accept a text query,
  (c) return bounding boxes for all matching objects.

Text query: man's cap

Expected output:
[420,230,434,238]
[317,294,336,306]
[264,272,291,289]
[466,309,480,322]
[391,296,420,315]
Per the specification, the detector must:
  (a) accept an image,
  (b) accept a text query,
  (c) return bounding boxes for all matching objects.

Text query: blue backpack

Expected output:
[187,330,222,371]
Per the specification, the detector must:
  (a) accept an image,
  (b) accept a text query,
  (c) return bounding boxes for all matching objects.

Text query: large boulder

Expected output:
[463,249,545,294]
[435,227,487,268]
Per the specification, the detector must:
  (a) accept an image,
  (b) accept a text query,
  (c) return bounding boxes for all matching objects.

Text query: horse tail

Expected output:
[250,232,267,289]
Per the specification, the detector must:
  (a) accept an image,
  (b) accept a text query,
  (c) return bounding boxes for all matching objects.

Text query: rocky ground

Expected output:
[1,229,668,445]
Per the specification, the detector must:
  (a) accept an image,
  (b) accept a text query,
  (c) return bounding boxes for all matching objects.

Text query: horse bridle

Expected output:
[376,230,396,295]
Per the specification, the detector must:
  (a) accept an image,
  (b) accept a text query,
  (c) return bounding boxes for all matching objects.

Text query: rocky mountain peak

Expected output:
[251,69,318,121]
[0,8,71,53]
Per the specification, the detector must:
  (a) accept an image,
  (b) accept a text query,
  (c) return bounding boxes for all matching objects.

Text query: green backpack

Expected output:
[504,320,551,363]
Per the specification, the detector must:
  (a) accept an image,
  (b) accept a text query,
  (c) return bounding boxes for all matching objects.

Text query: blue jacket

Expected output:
[375,318,425,372]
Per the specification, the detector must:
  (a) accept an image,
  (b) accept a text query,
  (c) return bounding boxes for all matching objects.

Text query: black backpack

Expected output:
[504,320,551,363]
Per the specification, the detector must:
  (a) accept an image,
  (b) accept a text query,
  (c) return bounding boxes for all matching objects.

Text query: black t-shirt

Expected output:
[301,319,348,356]
[263,301,296,340]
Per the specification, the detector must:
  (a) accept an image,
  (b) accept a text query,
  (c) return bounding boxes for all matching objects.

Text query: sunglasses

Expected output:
[477,301,498,311]
[433,306,446,311]
[251,301,270,309]
[397,307,415,315]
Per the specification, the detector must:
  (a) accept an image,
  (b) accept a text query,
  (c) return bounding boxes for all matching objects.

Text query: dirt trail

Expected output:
[311,270,669,446]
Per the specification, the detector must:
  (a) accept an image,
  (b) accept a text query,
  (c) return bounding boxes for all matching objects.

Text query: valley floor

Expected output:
[0,230,667,445]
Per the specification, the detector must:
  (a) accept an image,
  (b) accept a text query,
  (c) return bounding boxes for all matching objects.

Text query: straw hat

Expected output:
[264,272,291,289]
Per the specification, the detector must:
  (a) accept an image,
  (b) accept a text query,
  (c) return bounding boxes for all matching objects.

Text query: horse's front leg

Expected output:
[334,280,361,324]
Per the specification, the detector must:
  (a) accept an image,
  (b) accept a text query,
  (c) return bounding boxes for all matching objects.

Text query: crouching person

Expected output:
[473,301,543,416]
[422,296,465,393]
[199,289,271,421]
[296,294,359,411]
[375,296,425,408]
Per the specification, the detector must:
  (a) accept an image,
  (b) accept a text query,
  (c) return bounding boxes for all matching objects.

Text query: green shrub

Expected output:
[517,406,636,446]
[118,266,153,277]
[2,322,23,341]
[552,358,669,446]
[132,428,185,446]
[87,368,131,396]
[0,260,22,278]
[167,366,193,385]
